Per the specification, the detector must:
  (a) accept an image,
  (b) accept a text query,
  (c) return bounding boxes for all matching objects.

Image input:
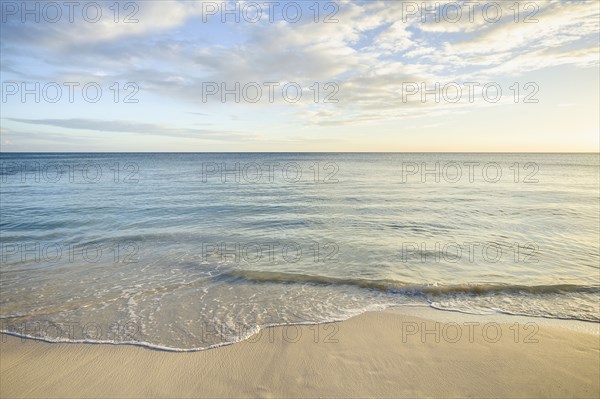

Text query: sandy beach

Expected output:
[2,0,599,396]
[1,308,598,398]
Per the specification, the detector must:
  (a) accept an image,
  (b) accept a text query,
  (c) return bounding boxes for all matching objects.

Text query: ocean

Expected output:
[1,153,598,350]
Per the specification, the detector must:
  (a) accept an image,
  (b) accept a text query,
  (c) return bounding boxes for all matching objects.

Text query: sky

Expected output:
[0,0,598,152]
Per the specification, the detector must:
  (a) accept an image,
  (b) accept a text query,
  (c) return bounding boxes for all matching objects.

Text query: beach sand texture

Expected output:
[1,309,598,398]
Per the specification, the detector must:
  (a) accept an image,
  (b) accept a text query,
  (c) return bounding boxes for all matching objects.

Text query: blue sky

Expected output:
[0,0,598,151]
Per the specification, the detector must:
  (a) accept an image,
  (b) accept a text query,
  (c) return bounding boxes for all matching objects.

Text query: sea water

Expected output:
[1,153,598,350]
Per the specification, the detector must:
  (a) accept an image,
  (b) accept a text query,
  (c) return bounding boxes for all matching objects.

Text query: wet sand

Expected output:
[1,308,598,398]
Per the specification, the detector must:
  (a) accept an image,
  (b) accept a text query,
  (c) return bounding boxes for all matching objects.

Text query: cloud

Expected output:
[443,1,599,55]
[5,118,259,142]
[1,0,598,150]
[0,1,207,47]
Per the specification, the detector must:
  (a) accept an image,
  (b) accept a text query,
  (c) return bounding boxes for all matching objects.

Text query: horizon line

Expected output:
[1,151,599,155]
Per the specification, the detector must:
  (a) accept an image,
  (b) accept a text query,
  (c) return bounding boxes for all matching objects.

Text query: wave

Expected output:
[0,329,247,352]
[0,317,352,353]
[223,269,600,296]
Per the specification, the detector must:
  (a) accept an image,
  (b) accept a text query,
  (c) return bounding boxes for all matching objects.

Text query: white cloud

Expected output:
[1,0,598,149]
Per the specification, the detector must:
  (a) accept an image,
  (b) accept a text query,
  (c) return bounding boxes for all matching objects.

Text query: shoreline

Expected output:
[1,305,598,352]
[2,307,599,398]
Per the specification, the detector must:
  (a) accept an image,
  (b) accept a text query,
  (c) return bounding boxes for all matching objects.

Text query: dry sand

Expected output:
[1,308,598,398]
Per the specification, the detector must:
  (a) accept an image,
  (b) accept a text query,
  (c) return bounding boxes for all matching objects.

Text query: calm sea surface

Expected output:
[1,153,598,350]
